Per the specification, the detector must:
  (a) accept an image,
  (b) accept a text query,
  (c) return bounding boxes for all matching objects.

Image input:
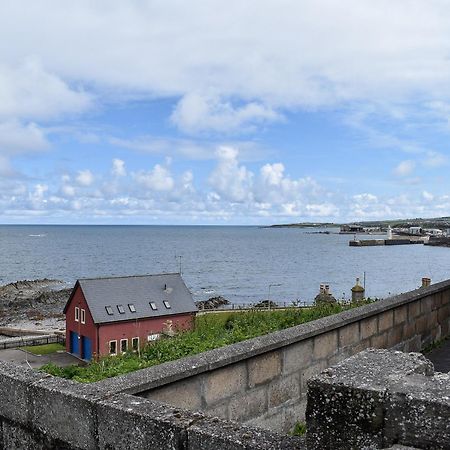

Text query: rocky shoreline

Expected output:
[0,279,233,330]
[0,279,71,327]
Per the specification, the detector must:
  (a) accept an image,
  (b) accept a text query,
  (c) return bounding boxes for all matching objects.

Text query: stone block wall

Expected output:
[0,361,303,450]
[306,349,450,449]
[101,280,450,433]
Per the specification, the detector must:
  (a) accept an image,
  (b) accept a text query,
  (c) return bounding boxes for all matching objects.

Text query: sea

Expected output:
[0,225,449,304]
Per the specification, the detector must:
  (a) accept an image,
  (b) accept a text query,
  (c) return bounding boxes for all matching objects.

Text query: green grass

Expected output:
[290,421,307,436]
[42,301,372,383]
[22,343,65,355]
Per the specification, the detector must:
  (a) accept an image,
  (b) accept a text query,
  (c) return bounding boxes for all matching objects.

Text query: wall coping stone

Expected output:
[95,280,450,395]
[0,358,305,449]
[305,348,450,449]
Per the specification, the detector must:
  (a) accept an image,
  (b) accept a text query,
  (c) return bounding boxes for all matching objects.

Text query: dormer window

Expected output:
[163,300,171,309]
[128,303,136,313]
[149,302,157,311]
[117,305,125,314]
[105,306,114,315]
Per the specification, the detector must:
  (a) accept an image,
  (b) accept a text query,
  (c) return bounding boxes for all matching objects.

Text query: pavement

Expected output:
[425,338,450,373]
[0,348,82,369]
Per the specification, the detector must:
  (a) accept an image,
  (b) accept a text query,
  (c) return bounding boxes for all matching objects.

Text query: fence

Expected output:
[197,299,354,312]
[0,334,65,350]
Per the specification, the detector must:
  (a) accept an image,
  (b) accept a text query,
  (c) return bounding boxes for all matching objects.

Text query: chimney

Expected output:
[421,277,431,288]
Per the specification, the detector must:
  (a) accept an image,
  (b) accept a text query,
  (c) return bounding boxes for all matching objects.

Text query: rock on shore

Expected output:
[195,296,230,310]
[0,279,71,325]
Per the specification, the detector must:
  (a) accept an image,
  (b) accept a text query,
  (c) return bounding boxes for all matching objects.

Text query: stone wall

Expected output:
[96,279,450,433]
[306,348,450,449]
[0,360,303,450]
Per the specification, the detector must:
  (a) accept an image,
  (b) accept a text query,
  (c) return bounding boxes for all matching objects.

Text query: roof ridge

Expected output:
[78,272,181,282]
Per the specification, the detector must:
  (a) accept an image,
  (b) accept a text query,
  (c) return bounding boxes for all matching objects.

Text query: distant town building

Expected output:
[340,224,364,234]
[409,226,423,235]
[425,228,443,236]
[64,273,198,360]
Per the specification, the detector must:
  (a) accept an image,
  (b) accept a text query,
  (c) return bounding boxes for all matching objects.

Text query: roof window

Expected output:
[117,305,125,314]
[105,306,114,316]
[149,302,158,310]
[163,300,171,309]
[128,304,136,313]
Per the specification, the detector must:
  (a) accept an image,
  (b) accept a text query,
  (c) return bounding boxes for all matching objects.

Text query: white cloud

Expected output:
[353,193,378,203]
[260,163,285,186]
[0,59,91,121]
[306,203,339,217]
[0,120,49,155]
[3,2,450,130]
[208,146,253,202]
[171,93,280,133]
[394,160,416,177]
[61,184,76,197]
[112,158,126,177]
[134,164,175,192]
[3,149,450,223]
[76,170,94,186]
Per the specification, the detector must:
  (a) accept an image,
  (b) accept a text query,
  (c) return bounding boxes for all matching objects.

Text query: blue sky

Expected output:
[1,1,450,224]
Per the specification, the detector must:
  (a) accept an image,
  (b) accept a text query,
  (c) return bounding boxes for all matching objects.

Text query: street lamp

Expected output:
[268,283,282,311]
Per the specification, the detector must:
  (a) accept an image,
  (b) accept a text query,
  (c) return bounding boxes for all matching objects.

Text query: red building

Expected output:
[64,273,198,360]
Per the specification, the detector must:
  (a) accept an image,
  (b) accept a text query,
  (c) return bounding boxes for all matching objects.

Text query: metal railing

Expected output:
[197,298,356,312]
[197,300,312,312]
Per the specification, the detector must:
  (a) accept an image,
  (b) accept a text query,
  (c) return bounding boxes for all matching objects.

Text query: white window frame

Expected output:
[75,306,79,322]
[120,338,128,354]
[147,333,160,342]
[81,308,86,324]
[128,303,136,313]
[132,337,140,351]
[149,302,157,310]
[163,300,171,309]
[109,340,117,355]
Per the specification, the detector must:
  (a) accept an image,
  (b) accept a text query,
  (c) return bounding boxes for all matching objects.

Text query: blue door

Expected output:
[81,336,92,361]
[70,331,79,355]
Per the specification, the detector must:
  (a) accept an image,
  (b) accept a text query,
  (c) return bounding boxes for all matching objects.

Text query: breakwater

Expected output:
[349,238,424,247]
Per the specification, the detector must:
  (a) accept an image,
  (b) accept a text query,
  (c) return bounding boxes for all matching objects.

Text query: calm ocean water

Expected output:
[0,225,449,304]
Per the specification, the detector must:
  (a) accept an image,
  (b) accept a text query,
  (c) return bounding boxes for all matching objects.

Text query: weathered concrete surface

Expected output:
[0,348,80,368]
[306,349,450,450]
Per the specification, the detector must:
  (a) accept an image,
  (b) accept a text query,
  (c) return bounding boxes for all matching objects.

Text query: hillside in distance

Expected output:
[267,217,450,229]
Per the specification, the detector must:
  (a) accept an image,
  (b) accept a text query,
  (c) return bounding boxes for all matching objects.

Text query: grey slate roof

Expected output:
[71,273,197,324]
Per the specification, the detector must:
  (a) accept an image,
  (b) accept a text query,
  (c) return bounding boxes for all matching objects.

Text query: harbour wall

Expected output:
[1,280,450,448]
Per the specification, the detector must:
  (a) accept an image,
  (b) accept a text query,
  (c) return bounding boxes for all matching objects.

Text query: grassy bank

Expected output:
[22,343,65,355]
[42,301,370,383]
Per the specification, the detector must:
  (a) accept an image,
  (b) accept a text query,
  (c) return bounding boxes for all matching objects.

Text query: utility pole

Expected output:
[175,255,183,275]
[268,283,282,311]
